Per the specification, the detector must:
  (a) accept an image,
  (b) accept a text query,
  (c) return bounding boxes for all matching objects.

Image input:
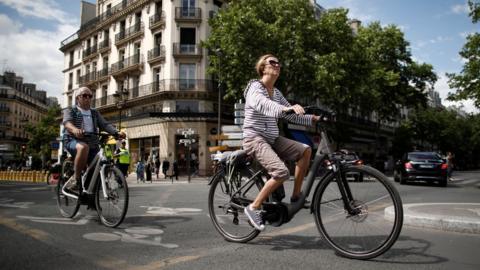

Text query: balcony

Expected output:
[110,54,144,78]
[149,11,166,30]
[172,43,202,60]
[147,45,166,65]
[175,7,202,23]
[79,71,98,86]
[98,39,111,54]
[92,94,116,108]
[0,122,11,128]
[60,32,79,51]
[82,44,98,61]
[97,68,109,81]
[115,23,144,47]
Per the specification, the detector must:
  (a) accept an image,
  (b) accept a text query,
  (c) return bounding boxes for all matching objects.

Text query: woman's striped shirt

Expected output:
[243,80,313,144]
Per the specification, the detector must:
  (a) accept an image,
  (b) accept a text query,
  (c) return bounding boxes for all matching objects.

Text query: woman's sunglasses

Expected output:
[267,60,281,68]
[80,94,93,99]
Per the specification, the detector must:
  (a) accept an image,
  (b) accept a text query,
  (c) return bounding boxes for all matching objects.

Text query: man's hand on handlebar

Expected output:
[72,128,84,138]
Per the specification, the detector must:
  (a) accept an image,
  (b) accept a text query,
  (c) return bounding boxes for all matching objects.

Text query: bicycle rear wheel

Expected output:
[313,165,403,259]
[95,166,129,228]
[56,159,79,218]
[208,168,262,242]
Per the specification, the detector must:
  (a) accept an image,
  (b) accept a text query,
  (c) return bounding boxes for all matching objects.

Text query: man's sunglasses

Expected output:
[267,60,281,68]
[80,94,93,99]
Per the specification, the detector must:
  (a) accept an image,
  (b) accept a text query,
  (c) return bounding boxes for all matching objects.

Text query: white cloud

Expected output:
[451,3,470,14]
[434,74,479,114]
[0,0,74,24]
[0,14,77,102]
[0,13,21,35]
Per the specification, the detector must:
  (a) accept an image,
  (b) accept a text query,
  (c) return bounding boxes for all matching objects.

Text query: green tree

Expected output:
[203,0,351,102]
[447,0,480,108]
[356,22,437,122]
[25,104,61,169]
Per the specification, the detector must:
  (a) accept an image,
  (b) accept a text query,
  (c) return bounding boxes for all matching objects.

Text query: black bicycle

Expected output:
[56,132,129,228]
[208,111,403,260]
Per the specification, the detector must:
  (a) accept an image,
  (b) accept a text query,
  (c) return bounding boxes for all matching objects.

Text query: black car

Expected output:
[394,152,448,186]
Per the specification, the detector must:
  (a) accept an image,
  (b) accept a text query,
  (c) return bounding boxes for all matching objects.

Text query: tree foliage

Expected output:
[447,0,480,108]
[404,107,480,168]
[25,104,61,167]
[204,0,436,122]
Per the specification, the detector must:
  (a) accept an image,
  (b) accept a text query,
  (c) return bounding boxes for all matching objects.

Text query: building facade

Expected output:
[60,0,227,176]
[0,71,49,168]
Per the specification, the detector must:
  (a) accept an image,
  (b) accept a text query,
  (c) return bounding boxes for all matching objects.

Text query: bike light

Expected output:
[404,162,413,169]
[441,163,448,170]
[355,160,363,165]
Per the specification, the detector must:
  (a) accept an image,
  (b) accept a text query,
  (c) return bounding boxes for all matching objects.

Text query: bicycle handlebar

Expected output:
[284,105,336,123]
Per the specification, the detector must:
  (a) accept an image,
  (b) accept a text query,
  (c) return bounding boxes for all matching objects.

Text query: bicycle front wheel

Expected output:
[208,168,262,242]
[95,166,129,228]
[56,159,79,218]
[313,165,403,259]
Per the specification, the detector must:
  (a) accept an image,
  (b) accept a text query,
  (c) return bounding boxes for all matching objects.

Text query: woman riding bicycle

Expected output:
[243,54,321,231]
[62,86,125,195]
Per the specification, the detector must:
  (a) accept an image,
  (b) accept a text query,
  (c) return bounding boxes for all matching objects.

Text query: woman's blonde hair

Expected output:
[255,54,276,77]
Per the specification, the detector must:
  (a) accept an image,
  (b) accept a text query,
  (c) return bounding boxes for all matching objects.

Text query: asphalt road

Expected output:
[0,171,479,270]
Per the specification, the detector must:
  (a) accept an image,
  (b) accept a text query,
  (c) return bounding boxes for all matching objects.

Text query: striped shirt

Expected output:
[243,80,314,144]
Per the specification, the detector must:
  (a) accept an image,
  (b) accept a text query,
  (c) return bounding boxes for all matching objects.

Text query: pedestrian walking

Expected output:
[136,159,145,183]
[447,151,454,181]
[172,160,179,181]
[162,159,170,179]
[145,155,153,183]
[154,156,160,179]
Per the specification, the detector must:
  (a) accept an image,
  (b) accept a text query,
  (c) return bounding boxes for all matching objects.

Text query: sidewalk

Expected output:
[125,173,209,187]
[386,170,480,234]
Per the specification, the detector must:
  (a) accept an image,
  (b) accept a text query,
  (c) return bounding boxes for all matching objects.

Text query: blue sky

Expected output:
[0,0,478,113]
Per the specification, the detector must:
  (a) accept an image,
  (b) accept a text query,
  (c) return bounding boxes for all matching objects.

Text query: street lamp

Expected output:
[113,88,129,130]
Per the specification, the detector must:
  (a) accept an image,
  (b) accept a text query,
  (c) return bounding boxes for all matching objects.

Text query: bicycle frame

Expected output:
[61,145,112,200]
[223,125,360,223]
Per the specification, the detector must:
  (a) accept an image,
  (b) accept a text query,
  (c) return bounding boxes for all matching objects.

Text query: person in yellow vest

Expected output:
[114,140,131,177]
[104,144,114,160]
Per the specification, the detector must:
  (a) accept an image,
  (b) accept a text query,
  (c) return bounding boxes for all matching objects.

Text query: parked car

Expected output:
[393,152,448,187]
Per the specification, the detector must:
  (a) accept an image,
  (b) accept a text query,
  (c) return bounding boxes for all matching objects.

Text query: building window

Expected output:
[176,100,199,112]
[76,69,81,84]
[179,63,195,90]
[180,28,196,53]
[68,73,73,90]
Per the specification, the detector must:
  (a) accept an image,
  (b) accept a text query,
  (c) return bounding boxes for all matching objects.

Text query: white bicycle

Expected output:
[56,132,129,228]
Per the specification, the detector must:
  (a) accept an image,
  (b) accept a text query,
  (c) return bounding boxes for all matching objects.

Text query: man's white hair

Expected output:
[73,86,92,104]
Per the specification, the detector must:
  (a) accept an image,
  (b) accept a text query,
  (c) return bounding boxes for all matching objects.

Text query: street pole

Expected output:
[216,48,222,146]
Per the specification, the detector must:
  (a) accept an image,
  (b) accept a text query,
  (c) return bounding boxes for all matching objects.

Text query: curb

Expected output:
[385,203,480,234]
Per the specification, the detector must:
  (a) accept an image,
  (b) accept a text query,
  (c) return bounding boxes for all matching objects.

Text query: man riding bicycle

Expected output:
[243,54,321,231]
[62,86,125,195]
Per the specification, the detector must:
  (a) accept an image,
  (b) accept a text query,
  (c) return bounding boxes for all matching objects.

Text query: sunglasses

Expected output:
[80,94,93,99]
[267,59,281,68]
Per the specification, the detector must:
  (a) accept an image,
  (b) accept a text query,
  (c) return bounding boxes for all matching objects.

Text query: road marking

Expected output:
[0,215,50,241]
[140,206,202,216]
[0,198,34,208]
[17,215,93,225]
[84,226,178,248]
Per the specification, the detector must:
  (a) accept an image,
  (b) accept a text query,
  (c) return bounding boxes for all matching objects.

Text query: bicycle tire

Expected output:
[56,159,79,218]
[313,165,403,259]
[208,168,262,243]
[95,166,129,228]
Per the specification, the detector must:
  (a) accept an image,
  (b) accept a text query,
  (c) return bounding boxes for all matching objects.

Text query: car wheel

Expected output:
[439,177,447,187]
[399,173,407,185]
